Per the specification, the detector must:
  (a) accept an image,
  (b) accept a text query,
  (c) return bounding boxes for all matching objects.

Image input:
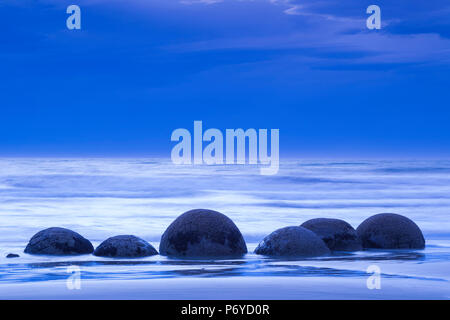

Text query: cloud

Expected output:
[167,0,450,67]
[4,0,449,68]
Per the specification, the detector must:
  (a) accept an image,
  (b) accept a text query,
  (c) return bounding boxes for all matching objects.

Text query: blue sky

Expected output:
[1,0,449,157]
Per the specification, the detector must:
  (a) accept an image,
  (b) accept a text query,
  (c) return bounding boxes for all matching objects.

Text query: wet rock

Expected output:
[356,213,425,249]
[159,209,247,258]
[6,253,20,258]
[254,226,330,257]
[94,235,158,258]
[24,227,94,255]
[301,218,362,251]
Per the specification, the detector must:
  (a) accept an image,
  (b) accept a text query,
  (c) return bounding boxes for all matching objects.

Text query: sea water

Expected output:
[0,158,449,299]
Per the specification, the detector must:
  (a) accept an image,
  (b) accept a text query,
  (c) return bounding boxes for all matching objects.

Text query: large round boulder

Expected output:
[254,226,330,257]
[159,209,247,258]
[301,218,362,251]
[24,227,94,255]
[94,235,158,258]
[356,213,425,249]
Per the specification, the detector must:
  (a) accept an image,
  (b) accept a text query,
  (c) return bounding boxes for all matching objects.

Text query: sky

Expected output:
[1,0,450,158]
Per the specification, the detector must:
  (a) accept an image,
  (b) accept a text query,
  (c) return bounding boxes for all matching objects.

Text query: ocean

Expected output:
[0,158,449,299]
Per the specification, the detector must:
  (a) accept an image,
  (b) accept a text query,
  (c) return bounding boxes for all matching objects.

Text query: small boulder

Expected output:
[6,253,20,258]
[255,226,330,257]
[94,235,158,258]
[356,213,425,249]
[24,227,94,255]
[159,209,247,257]
[301,218,362,251]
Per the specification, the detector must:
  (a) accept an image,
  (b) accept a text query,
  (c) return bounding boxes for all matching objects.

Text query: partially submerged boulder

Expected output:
[94,235,158,258]
[6,253,20,258]
[24,227,94,255]
[254,226,330,257]
[301,218,362,251]
[356,213,425,249]
[159,209,247,258]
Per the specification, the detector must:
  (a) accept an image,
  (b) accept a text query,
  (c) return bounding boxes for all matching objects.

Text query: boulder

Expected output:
[94,235,158,257]
[6,253,20,258]
[356,213,425,249]
[24,227,94,255]
[254,226,330,257]
[159,209,247,257]
[301,218,362,251]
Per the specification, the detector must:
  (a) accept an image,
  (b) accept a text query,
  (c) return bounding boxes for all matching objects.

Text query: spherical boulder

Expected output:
[301,218,362,251]
[356,213,425,249]
[24,227,94,255]
[94,235,158,258]
[254,226,330,257]
[159,209,247,258]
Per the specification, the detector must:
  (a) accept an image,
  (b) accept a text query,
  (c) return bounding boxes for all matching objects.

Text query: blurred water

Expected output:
[0,158,449,298]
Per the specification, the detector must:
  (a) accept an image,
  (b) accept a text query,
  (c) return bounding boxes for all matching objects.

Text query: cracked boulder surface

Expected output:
[255,226,330,257]
[356,213,425,249]
[24,227,94,255]
[94,235,158,258]
[159,209,247,258]
[301,218,362,251]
